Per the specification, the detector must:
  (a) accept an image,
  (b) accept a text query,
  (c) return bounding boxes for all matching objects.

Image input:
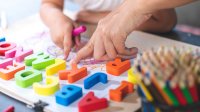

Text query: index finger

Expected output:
[63,32,73,59]
[72,40,94,64]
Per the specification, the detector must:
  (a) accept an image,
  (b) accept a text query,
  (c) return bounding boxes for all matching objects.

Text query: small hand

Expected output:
[49,17,80,59]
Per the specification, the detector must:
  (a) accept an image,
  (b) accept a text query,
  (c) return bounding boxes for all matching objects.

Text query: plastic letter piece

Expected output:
[78,92,108,112]
[0,37,6,42]
[2,105,15,112]
[55,85,82,106]
[106,58,131,76]
[0,42,16,56]
[0,58,13,69]
[84,72,108,89]
[24,52,55,70]
[127,67,140,84]
[0,60,25,80]
[109,81,134,102]
[33,76,59,96]
[15,69,43,88]
[46,59,66,76]
[59,64,87,83]
[5,46,33,62]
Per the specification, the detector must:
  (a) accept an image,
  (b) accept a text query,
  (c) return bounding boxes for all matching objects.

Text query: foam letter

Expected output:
[55,85,82,106]
[0,59,25,80]
[106,58,131,76]
[0,42,16,56]
[5,46,33,62]
[59,64,87,83]
[15,69,43,88]
[78,92,108,112]
[24,52,55,70]
[109,81,134,102]
[33,76,59,96]
[84,72,107,89]
[46,59,66,76]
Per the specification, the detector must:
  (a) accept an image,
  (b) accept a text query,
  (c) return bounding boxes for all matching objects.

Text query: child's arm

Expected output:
[40,0,80,59]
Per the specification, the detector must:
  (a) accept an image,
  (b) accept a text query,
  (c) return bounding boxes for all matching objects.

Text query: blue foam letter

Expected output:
[55,85,82,106]
[84,72,108,89]
[0,37,6,42]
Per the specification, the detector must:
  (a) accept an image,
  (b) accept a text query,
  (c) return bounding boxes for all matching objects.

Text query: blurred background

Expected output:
[0,0,200,27]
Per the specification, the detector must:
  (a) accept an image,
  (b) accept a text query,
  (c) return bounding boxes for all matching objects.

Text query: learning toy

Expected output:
[106,58,131,76]
[15,69,43,88]
[84,72,108,89]
[109,81,134,102]
[72,25,87,37]
[46,59,66,76]
[25,52,55,70]
[33,76,59,96]
[0,58,13,69]
[78,91,108,112]
[3,105,14,112]
[55,85,82,106]
[128,67,140,84]
[0,42,16,56]
[0,62,25,80]
[0,37,6,42]
[5,46,33,62]
[59,64,87,83]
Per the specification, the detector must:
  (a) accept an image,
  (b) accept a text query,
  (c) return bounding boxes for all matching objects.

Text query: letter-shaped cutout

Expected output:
[106,58,131,76]
[0,58,13,69]
[15,69,43,88]
[5,46,33,62]
[78,92,108,112]
[46,59,66,76]
[55,85,82,106]
[59,64,87,83]
[24,52,55,70]
[0,37,6,42]
[0,59,25,80]
[33,76,59,96]
[0,42,16,56]
[84,72,108,89]
[109,81,134,102]
[128,67,140,84]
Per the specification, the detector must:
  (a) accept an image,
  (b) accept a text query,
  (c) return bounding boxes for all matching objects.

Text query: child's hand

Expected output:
[50,17,80,59]
[40,0,81,59]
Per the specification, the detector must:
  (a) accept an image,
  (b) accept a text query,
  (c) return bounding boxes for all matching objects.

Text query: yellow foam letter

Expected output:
[46,59,66,76]
[33,76,59,96]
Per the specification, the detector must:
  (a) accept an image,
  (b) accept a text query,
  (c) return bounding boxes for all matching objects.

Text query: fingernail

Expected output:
[70,59,76,64]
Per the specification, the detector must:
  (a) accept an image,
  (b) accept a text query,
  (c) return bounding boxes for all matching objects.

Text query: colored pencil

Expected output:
[144,77,166,104]
[160,81,179,106]
[170,77,187,105]
[135,46,200,111]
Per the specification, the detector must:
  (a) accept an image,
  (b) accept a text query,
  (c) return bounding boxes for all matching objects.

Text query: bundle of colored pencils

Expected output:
[134,46,200,111]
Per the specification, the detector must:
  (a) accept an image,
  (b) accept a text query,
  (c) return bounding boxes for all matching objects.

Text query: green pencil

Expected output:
[160,81,179,106]
[179,78,193,104]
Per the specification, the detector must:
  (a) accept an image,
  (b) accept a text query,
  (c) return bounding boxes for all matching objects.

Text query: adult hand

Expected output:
[72,0,151,63]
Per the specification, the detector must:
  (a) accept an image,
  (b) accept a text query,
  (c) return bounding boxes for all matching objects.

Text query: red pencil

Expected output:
[170,79,187,105]
[188,74,199,102]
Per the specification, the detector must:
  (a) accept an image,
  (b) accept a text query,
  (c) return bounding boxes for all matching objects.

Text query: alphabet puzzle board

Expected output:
[1,13,200,112]
[0,14,141,112]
